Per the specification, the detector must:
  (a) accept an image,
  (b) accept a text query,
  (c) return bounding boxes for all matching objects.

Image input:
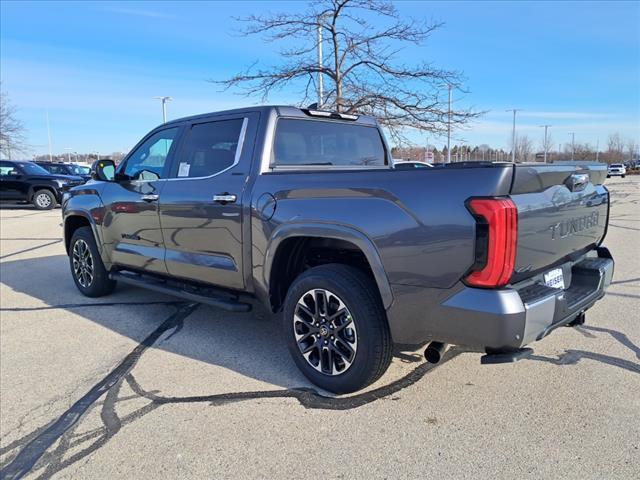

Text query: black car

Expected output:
[35,161,92,180]
[0,160,84,210]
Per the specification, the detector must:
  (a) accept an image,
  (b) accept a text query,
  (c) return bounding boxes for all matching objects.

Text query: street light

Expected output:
[568,132,575,161]
[64,148,73,163]
[153,96,172,123]
[447,84,453,163]
[506,109,521,162]
[539,125,551,163]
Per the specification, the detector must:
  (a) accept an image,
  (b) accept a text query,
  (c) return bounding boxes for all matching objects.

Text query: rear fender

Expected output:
[28,184,59,202]
[263,222,394,309]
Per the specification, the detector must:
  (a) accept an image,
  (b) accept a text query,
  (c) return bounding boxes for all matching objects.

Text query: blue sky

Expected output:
[1,0,639,156]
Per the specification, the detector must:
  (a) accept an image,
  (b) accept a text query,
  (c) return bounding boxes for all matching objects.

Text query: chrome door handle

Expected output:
[141,194,159,202]
[213,194,237,204]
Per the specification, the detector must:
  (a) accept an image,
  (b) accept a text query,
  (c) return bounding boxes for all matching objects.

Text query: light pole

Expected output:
[595,138,600,162]
[153,96,172,123]
[447,84,452,163]
[317,16,324,108]
[539,124,551,163]
[46,109,53,162]
[569,132,575,160]
[506,109,521,162]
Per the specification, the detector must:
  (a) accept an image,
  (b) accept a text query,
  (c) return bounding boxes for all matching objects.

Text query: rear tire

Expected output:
[282,264,392,394]
[69,226,116,297]
[32,189,56,210]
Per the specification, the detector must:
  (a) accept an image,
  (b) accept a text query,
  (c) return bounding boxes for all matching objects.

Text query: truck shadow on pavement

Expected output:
[0,297,463,479]
[1,253,639,479]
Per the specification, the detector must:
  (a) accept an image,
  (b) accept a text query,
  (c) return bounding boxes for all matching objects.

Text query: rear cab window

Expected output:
[271,119,387,169]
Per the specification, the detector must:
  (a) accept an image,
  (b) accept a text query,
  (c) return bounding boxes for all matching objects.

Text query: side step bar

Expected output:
[109,271,252,312]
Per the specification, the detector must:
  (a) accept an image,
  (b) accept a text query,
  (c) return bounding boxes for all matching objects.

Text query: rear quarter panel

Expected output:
[251,166,513,302]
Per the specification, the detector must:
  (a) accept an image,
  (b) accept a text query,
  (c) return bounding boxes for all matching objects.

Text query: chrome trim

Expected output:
[213,194,237,203]
[259,109,279,174]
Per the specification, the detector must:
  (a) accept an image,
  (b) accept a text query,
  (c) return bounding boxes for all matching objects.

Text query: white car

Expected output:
[393,160,434,170]
[607,163,626,178]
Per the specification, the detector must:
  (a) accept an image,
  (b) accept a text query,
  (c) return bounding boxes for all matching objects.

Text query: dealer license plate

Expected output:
[544,268,565,289]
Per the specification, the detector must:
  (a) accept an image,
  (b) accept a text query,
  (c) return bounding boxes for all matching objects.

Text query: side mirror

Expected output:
[91,159,116,181]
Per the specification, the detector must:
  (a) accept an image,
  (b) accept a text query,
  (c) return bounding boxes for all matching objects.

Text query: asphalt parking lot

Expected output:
[0,177,638,479]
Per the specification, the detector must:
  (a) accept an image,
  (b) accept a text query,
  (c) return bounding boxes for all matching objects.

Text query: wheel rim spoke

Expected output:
[293,288,357,376]
[72,239,93,288]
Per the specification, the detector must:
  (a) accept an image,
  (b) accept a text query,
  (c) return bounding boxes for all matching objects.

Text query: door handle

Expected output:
[213,193,237,204]
[141,194,159,202]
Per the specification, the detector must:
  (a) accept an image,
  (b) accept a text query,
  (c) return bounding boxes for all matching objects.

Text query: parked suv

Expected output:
[0,160,84,209]
[35,161,92,181]
[62,106,614,393]
[607,163,626,178]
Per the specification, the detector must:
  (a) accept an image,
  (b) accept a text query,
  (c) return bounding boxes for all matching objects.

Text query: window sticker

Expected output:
[178,162,191,177]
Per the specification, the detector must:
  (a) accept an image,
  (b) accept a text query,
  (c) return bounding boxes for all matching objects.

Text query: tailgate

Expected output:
[509,163,609,281]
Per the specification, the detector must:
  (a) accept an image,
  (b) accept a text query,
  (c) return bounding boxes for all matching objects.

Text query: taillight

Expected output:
[464,198,518,288]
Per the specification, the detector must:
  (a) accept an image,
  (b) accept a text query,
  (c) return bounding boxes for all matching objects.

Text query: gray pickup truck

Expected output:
[62,106,614,393]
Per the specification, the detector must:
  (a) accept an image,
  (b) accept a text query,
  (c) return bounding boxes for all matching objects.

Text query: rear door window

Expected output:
[0,162,20,176]
[272,119,386,167]
[172,118,245,178]
[47,164,67,175]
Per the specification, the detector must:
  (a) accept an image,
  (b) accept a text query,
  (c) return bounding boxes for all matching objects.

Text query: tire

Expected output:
[622,174,626,178]
[69,226,116,297]
[607,175,611,178]
[282,264,392,394]
[32,189,56,210]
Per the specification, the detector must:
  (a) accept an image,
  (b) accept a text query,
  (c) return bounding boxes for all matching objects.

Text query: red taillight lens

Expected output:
[465,198,518,288]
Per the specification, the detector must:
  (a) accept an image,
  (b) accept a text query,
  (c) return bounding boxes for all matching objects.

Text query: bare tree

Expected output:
[606,132,625,162]
[573,143,596,161]
[626,139,638,162]
[217,0,480,142]
[514,134,534,162]
[0,88,27,159]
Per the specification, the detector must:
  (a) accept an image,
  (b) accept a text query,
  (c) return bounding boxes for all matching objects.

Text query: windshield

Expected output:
[71,165,90,175]
[610,164,623,168]
[19,162,51,176]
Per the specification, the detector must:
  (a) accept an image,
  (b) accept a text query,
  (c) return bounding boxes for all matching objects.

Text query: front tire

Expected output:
[69,226,116,297]
[32,189,56,210]
[283,264,392,394]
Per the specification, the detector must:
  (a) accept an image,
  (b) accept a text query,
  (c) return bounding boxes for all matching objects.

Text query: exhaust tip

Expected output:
[424,341,448,364]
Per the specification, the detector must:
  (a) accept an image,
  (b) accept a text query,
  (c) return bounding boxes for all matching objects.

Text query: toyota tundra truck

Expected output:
[61,106,614,393]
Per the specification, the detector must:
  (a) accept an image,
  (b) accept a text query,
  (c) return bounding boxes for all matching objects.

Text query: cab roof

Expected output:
[164,105,378,127]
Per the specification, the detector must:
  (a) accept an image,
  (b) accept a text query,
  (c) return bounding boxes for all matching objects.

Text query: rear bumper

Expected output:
[387,247,614,349]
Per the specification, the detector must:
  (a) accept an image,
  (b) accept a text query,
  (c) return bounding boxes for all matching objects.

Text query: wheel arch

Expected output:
[28,185,58,202]
[63,211,103,256]
[264,223,393,312]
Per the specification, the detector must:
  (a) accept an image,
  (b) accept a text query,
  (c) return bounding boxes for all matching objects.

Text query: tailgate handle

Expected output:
[565,173,589,192]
